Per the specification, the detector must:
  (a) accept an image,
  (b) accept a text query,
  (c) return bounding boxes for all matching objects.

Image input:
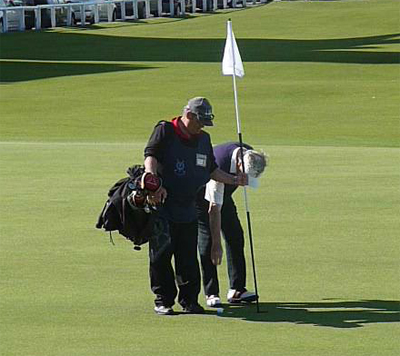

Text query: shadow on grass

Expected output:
[206,299,400,328]
[0,31,399,82]
[0,61,158,82]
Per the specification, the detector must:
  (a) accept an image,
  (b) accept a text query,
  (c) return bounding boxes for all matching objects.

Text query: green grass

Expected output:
[1,0,399,146]
[0,0,399,355]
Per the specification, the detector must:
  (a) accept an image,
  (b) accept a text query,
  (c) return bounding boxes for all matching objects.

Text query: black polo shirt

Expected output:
[145,118,218,223]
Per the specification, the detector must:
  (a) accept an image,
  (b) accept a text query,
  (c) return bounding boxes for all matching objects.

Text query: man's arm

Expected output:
[210,167,248,186]
[144,123,170,205]
[205,180,224,266]
[144,121,170,162]
[209,202,223,266]
[144,155,158,175]
[144,156,167,205]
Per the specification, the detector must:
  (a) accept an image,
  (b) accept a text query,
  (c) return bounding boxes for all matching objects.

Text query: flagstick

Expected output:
[227,19,260,313]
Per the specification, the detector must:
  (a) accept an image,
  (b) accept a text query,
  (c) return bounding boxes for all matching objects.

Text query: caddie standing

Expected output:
[144,97,247,315]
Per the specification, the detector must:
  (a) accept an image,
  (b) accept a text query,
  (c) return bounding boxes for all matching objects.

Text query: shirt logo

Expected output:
[174,159,186,176]
[196,154,207,168]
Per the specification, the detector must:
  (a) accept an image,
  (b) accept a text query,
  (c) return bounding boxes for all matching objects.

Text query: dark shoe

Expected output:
[182,303,205,314]
[227,288,258,304]
[154,305,175,315]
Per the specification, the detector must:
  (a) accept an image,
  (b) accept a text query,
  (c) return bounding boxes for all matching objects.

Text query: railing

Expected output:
[0,0,269,33]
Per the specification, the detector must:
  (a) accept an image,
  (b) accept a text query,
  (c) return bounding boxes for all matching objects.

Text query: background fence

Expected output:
[0,0,269,32]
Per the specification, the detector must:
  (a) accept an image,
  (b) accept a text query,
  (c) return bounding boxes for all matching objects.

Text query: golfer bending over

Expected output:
[196,143,268,307]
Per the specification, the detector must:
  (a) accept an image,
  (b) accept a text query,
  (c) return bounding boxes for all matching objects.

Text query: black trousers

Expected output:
[149,218,201,308]
[197,194,246,296]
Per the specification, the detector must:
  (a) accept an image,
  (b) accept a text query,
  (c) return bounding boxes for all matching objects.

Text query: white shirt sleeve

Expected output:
[204,179,225,206]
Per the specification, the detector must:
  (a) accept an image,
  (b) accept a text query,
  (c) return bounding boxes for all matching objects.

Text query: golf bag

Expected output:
[96,165,158,251]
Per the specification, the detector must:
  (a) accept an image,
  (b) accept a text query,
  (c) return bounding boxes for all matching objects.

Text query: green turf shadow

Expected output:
[1,32,399,65]
[215,299,400,328]
[0,61,159,83]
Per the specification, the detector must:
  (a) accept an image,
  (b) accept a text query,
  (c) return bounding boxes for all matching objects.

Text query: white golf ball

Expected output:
[217,308,224,315]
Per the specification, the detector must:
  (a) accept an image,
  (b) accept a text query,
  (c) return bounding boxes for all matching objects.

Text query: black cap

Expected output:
[186,97,214,126]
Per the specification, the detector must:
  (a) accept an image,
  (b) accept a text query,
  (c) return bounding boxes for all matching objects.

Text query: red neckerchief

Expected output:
[171,117,201,141]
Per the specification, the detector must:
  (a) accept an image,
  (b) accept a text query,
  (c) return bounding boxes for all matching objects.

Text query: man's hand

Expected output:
[147,186,167,206]
[211,242,223,266]
[235,172,248,186]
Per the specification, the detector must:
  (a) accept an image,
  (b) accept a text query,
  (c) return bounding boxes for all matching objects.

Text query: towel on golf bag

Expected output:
[96,165,157,250]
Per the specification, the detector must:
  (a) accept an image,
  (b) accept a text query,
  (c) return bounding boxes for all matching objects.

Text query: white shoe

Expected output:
[206,295,222,307]
[227,289,257,304]
[154,305,174,315]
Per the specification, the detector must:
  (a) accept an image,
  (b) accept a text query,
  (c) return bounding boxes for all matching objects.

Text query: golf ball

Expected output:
[217,308,224,316]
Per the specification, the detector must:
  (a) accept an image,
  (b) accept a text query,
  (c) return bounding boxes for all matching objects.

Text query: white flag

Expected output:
[222,20,245,78]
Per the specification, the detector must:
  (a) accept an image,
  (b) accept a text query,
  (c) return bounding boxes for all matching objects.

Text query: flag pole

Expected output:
[227,19,260,313]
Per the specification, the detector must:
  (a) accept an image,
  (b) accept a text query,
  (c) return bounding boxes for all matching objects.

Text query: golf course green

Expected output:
[1,1,399,355]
